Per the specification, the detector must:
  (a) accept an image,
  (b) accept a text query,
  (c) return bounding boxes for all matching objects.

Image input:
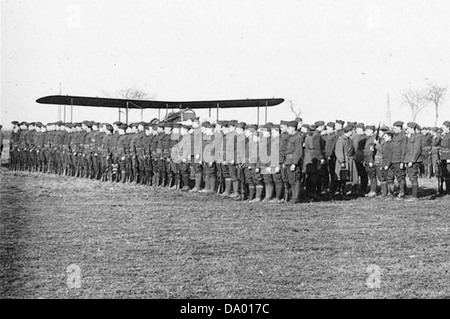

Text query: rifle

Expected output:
[217,163,224,195]
[372,123,381,162]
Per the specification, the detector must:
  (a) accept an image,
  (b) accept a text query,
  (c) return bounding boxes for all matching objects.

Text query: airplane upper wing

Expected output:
[36,95,285,109]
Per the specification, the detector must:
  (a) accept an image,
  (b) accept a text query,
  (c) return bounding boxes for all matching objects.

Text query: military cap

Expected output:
[327,122,335,129]
[266,122,274,127]
[259,123,272,130]
[228,120,238,127]
[11,121,19,125]
[280,120,288,126]
[286,121,298,128]
[247,124,258,131]
[216,120,227,126]
[119,124,128,130]
[393,121,404,127]
[302,124,310,129]
[385,130,395,137]
[366,125,376,131]
[356,123,365,129]
[113,121,122,126]
[295,117,303,123]
[344,125,354,133]
[315,121,325,127]
[348,121,357,125]
[443,121,450,128]
[35,122,44,128]
[407,122,418,129]
[236,122,247,129]
[271,124,280,130]
[202,121,211,127]
[336,120,345,125]
[309,124,318,131]
[105,124,114,132]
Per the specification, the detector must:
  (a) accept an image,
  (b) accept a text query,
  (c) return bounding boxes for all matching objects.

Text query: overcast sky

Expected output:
[1,0,450,129]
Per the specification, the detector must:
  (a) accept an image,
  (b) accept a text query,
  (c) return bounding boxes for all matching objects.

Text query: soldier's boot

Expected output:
[134,173,140,185]
[262,183,274,202]
[366,178,377,198]
[170,175,178,190]
[269,183,283,203]
[283,185,291,203]
[446,180,450,195]
[208,176,217,193]
[291,182,302,204]
[387,183,395,198]
[120,170,127,183]
[220,178,232,197]
[411,182,419,199]
[229,181,241,199]
[380,182,388,197]
[190,173,203,192]
[247,185,256,201]
[250,185,264,203]
[181,173,190,191]
[397,179,406,199]
[200,176,210,193]
[155,173,161,187]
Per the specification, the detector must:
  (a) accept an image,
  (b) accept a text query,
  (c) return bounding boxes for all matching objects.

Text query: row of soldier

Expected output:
[7,118,450,202]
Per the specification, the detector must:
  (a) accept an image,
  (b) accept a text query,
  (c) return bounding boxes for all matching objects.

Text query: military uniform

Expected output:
[440,122,450,194]
[388,122,407,198]
[403,122,423,199]
[284,122,304,203]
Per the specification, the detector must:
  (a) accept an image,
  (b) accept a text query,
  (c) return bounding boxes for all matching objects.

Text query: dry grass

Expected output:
[1,168,449,299]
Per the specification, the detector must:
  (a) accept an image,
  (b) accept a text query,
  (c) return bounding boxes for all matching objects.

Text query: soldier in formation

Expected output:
[6,118,450,201]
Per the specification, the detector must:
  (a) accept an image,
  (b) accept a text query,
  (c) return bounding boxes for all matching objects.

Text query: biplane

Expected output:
[36,95,285,124]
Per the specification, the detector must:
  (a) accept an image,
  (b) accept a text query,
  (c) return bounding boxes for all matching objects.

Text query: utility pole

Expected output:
[386,93,392,127]
[58,82,62,122]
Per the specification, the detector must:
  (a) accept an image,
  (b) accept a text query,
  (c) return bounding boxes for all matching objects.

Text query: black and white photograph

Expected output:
[1,0,449,302]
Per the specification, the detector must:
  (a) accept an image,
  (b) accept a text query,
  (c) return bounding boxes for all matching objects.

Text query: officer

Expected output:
[259,123,276,202]
[0,125,4,165]
[324,122,338,195]
[352,123,368,196]
[421,127,433,178]
[9,121,20,170]
[199,122,214,193]
[380,130,395,197]
[389,121,407,198]
[440,121,450,195]
[404,122,423,200]
[284,121,304,203]
[303,122,326,200]
[100,123,114,182]
[334,125,357,199]
[363,125,378,197]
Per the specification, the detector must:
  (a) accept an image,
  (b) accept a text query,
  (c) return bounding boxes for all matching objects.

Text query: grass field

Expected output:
[1,166,449,299]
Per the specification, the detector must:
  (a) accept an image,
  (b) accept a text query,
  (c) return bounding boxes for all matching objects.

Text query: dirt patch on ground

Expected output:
[1,168,449,298]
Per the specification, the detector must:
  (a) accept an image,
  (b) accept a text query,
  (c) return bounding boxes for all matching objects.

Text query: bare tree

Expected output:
[288,100,302,119]
[425,83,447,127]
[108,86,156,121]
[400,89,430,122]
